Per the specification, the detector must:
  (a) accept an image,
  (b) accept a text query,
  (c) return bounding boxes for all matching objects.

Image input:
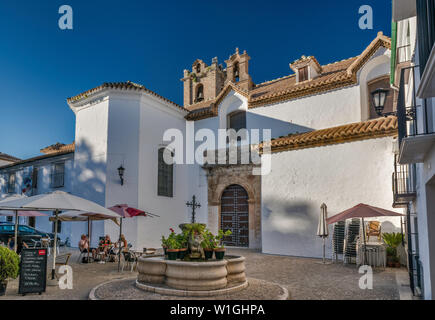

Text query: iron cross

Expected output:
[186,195,201,223]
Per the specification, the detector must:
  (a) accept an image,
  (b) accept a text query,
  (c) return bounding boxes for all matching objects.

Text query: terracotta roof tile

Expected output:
[40,142,75,154]
[260,116,397,153]
[67,81,184,111]
[0,152,20,162]
[186,34,391,120]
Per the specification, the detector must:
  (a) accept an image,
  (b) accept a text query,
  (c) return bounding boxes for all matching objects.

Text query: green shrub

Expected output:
[383,232,403,259]
[201,229,217,250]
[215,229,232,248]
[0,247,20,282]
[382,232,402,249]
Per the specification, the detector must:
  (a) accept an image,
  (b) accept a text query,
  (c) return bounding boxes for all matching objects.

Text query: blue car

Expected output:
[0,223,58,248]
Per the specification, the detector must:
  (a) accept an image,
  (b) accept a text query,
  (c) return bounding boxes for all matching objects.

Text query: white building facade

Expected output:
[391,0,435,300]
[1,33,403,262]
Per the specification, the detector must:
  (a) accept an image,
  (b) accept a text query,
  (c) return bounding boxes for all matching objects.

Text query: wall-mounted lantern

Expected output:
[117,165,125,186]
[371,88,391,116]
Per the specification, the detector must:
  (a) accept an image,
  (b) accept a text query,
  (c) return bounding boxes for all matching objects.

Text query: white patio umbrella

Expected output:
[317,203,329,264]
[0,195,48,253]
[50,210,120,263]
[0,191,120,281]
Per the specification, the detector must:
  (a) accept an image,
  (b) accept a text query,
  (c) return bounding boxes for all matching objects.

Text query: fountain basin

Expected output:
[136,255,247,292]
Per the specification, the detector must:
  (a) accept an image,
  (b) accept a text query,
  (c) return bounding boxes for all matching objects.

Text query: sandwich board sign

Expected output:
[18,248,47,295]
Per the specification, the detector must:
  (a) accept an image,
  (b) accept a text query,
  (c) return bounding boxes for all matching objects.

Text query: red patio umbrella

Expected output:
[108,204,158,272]
[327,203,403,225]
[326,203,404,265]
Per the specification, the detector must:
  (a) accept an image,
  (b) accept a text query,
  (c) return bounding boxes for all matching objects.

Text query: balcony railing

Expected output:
[397,65,434,145]
[392,163,416,208]
[397,44,412,64]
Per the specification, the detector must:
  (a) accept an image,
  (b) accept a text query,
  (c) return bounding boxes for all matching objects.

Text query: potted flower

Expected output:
[161,235,168,256]
[166,228,179,260]
[201,229,217,260]
[0,247,20,296]
[166,238,180,260]
[177,232,189,260]
[382,232,403,267]
[214,229,232,260]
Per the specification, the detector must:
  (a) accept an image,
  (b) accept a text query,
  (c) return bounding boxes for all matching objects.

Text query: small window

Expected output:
[6,216,13,223]
[51,162,65,188]
[157,148,174,197]
[7,172,15,194]
[195,84,204,103]
[32,167,38,190]
[298,66,308,82]
[29,217,35,228]
[228,111,246,132]
[196,63,201,73]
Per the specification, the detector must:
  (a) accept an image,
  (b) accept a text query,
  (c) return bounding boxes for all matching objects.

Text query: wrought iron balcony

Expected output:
[397,65,435,164]
[397,44,412,64]
[392,157,416,208]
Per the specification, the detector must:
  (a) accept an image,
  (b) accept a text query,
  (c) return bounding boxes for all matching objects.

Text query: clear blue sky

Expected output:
[0,0,391,159]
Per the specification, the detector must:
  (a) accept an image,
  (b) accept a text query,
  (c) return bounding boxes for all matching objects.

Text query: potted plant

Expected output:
[382,232,403,267]
[214,229,232,260]
[0,247,20,296]
[161,235,168,256]
[201,229,216,260]
[166,228,179,260]
[177,232,189,260]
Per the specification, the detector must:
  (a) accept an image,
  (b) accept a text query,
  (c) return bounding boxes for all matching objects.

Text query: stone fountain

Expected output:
[136,223,248,296]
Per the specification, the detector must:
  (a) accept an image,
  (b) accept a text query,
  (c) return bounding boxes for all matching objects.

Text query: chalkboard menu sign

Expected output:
[18,248,47,295]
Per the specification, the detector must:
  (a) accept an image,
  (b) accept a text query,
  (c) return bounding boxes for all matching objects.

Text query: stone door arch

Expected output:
[206,164,261,249]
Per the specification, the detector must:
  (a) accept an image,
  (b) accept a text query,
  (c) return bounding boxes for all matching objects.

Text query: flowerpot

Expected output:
[214,248,226,260]
[204,249,214,260]
[178,248,188,260]
[395,262,401,268]
[0,281,7,296]
[162,246,167,256]
[167,249,179,260]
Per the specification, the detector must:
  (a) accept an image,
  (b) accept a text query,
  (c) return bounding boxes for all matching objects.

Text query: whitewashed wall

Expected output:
[261,136,403,258]
[135,93,190,250]
[71,97,109,247]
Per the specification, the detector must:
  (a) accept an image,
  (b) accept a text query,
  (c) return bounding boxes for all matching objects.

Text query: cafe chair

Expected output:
[366,221,382,242]
[55,253,72,279]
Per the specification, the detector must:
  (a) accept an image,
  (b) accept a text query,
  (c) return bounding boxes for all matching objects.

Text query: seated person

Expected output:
[115,234,129,252]
[97,234,113,258]
[78,234,96,259]
[7,237,28,254]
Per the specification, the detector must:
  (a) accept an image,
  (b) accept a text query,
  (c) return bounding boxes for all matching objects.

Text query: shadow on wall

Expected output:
[246,112,313,141]
[262,198,333,257]
[262,199,316,235]
[68,138,108,247]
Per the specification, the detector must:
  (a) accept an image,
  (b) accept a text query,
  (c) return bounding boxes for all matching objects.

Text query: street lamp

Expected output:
[371,88,390,116]
[117,165,125,186]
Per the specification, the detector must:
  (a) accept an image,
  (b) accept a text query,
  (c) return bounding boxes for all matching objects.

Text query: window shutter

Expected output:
[157,148,174,197]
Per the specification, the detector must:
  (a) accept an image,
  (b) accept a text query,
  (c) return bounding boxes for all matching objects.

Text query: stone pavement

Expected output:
[0,248,402,300]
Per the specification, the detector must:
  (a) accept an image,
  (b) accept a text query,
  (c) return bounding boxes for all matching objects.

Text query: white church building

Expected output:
[0,33,402,257]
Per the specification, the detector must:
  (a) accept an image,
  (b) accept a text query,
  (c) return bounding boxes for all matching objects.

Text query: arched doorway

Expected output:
[220,184,249,247]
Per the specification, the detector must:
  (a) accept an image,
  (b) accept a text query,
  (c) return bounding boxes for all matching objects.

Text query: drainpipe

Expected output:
[391,20,398,85]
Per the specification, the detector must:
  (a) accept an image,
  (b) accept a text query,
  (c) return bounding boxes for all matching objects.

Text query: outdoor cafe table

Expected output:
[356,242,386,267]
